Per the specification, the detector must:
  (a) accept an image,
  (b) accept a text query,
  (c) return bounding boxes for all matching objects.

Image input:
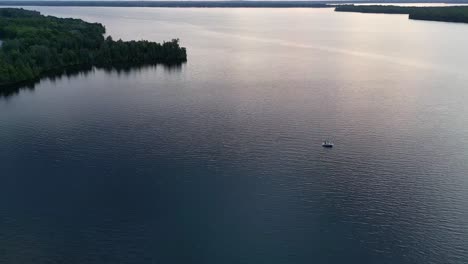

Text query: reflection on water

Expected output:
[0,66,93,99]
[0,63,184,99]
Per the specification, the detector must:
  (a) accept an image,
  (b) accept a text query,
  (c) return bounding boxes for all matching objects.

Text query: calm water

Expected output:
[354,3,468,6]
[1,7,468,264]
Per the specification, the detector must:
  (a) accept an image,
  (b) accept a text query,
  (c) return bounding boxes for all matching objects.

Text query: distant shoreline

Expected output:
[0,1,330,8]
[335,5,468,23]
[1,1,468,8]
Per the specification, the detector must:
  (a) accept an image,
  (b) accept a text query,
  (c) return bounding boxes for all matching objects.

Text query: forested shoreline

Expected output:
[0,8,187,87]
[335,5,468,23]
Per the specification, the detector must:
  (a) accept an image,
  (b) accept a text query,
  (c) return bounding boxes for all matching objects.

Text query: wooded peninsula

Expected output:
[0,8,187,87]
[335,5,468,23]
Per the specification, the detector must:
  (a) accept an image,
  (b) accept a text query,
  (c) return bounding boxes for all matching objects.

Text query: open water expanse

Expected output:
[1,7,468,264]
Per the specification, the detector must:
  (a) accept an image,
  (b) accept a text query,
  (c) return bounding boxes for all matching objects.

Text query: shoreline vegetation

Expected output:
[335,5,468,23]
[0,8,187,87]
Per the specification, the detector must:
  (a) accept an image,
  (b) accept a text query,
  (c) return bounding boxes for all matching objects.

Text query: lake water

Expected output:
[1,7,468,264]
[354,3,468,6]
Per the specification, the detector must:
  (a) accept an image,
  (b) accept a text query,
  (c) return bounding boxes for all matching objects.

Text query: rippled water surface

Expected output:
[1,7,468,264]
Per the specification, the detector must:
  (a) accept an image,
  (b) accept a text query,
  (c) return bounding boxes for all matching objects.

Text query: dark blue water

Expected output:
[1,7,468,264]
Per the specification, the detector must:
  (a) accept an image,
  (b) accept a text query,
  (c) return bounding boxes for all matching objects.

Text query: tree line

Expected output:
[0,8,187,87]
[335,5,468,24]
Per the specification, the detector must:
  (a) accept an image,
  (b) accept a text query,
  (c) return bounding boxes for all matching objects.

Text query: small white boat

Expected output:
[322,141,334,148]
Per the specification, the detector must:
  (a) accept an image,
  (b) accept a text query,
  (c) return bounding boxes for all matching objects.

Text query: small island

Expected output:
[0,8,187,87]
[335,5,468,24]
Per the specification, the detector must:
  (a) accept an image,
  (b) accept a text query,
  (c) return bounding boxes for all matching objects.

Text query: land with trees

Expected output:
[335,5,468,23]
[0,8,187,87]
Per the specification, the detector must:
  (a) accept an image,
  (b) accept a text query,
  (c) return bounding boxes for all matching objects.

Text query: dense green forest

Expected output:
[335,5,468,23]
[0,8,187,87]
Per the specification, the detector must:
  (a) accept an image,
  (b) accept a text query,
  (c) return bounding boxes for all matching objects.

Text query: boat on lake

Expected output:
[322,141,334,148]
